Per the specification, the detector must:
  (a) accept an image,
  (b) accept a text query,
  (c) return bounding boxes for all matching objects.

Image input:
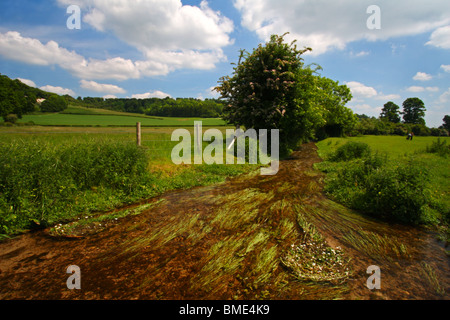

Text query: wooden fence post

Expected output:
[136,122,141,146]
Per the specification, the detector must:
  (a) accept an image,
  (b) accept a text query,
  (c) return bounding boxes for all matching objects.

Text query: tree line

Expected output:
[74,96,225,118]
[352,98,449,137]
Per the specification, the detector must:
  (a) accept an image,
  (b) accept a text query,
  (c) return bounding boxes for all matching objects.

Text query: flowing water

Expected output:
[0,143,448,300]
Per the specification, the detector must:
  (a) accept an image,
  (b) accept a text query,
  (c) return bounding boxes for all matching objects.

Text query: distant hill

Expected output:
[1,71,225,123]
[0,73,61,121]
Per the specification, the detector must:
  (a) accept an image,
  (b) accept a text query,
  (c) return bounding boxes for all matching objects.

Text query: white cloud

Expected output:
[197,86,221,100]
[56,0,233,73]
[131,91,171,99]
[406,86,440,93]
[375,93,401,101]
[0,31,148,80]
[441,64,450,73]
[0,0,234,81]
[80,80,126,94]
[40,85,75,96]
[406,86,425,93]
[347,104,382,116]
[17,78,36,87]
[350,51,370,58]
[233,0,450,55]
[345,81,377,98]
[413,72,432,81]
[426,25,450,49]
[439,88,450,103]
[349,104,372,111]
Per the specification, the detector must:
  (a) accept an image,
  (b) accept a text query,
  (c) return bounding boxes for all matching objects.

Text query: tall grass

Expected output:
[0,129,258,236]
[0,139,153,234]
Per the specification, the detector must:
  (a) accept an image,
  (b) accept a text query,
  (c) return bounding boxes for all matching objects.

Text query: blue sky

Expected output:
[0,0,449,127]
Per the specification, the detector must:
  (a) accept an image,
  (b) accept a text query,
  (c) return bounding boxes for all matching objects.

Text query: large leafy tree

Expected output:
[442,115,450,132]
[215,34,325,154]
[402,97,426,125]
[314,76,356,138]
[380,101,401,123]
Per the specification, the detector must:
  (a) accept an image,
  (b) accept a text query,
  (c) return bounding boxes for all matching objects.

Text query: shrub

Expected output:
[325,154,430,225]
[0,140,151,234]
[5,114,18,124]
[425,138,450,157]
[328,141,371,162]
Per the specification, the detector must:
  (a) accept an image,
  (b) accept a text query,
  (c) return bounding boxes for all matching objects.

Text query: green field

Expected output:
[0,125,256,236]
[16,105,227,127]
[316,135,450,241]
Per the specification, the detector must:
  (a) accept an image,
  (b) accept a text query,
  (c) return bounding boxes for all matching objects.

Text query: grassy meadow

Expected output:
[0,125,257,236]
[16,105,227,127]
[316,135,450,241]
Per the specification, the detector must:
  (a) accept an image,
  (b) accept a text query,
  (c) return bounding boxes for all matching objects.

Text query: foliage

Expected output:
[40,94,68,112]
[216,34,317,154]
[0,129,256,236]
[441,115,450,132]
[402,97,426,125]
[0,74,49,121]
[328,141,371,162]
[380,101,401,123]
[77,96,225,118]
[352,115,446,137]
[324,152,430,225]
[0,140,151,234]
[4,114,18,124]
[215,34,356,154]
[425,138,450,157]
[314,76,356,139]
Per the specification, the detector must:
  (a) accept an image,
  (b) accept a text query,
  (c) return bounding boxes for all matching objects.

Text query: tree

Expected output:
[215,34,323,154]
[40,94,68,112]
[442,115,450,132]
[401,97,426,125]
[380,101,401,123]
[314,76,356,138]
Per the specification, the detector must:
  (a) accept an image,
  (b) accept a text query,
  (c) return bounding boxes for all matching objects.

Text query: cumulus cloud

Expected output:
[233,0,450,55]
[439,88,450,103]
[0,0,234,81]
[413,72,432,81]
[40,85,75,96]
[131,91,171,99]
[426,25,450,49]
[56,0,233,74]
[406,86,440,93]
[80,80,126,94]
[17,78,36,87]
[441,64,450,73]
[375,93,401,101]
[345,81,377,98]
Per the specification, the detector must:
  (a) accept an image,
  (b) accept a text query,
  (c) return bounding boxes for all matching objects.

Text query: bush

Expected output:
[425,138,450,157]
[5,114,18,124]
[325,154,430,225]
[0,140,151,234]
[328,141,371,162]
[40,95,68,112]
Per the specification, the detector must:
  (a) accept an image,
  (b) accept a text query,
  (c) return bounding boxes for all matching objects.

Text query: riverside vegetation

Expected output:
[315,136,450,245]
[0,127,255,236]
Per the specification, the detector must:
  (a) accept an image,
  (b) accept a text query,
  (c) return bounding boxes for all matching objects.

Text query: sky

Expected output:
[0,0,449,127]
